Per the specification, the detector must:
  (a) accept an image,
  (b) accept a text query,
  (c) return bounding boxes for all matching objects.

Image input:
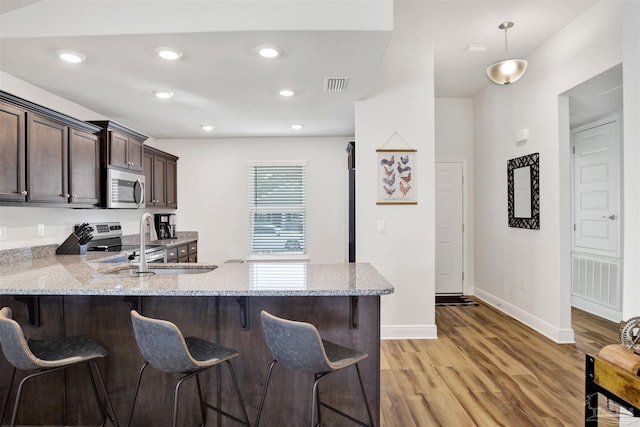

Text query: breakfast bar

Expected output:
[0,249,393,426]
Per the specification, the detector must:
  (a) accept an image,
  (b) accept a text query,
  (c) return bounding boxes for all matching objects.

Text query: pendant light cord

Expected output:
[504,26,509,60]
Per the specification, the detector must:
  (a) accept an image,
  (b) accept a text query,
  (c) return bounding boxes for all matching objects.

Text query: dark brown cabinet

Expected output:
[0,91,101,207]
[166,240,197,263]
[69,128,100,205]
[89,121,147,172]
[144,146,178,208]
[26,113,69,203]
[27,114,100,205]
[0,102,26,202]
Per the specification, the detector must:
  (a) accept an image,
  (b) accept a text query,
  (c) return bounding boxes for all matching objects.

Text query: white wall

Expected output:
[622,0,640,320]
[356,1,436,339]
[150,137,349,265]
[473,1,623,342]
[435,98,474,293]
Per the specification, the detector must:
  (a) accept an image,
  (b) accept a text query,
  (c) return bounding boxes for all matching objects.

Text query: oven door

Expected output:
[107,168,145,209]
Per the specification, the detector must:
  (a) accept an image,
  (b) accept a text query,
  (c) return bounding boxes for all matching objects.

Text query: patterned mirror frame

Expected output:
[507,153,540,229]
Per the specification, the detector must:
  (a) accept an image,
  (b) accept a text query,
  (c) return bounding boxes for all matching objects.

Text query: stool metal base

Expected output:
[0,360,119,427]
[255,360,374,427]
[126,360,250,427]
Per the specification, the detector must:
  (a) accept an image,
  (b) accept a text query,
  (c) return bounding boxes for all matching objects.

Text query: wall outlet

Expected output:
[37,223,45,237]
[377,220,385,233]
[0,225,7,241]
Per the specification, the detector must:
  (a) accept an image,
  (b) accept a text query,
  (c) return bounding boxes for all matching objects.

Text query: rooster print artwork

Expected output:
[377,150,416,204]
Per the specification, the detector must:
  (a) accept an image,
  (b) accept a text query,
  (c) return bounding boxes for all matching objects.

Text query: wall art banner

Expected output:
[376,149,417,205]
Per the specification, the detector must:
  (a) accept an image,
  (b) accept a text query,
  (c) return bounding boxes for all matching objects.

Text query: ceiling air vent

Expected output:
[324,77,348,93]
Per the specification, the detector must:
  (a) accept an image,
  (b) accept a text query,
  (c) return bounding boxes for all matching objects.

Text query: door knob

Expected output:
[602,214,616,220]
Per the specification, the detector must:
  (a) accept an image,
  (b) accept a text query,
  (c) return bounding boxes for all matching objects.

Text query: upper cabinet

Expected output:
[0,91,101,207]
[144,146,178,209]
[0,101,26,202]
[89,121,147,172]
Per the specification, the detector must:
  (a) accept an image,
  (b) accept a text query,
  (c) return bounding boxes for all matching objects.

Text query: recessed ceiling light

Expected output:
[153,90,174,99]
[257,44,280,58]
[279,89,295,97]
[155,47,183,61]
[290,124,303,130]
[201,125,215,131]
[56,50,86,63]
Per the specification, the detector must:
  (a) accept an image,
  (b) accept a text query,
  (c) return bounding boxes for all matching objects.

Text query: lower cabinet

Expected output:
[166,241,197,263]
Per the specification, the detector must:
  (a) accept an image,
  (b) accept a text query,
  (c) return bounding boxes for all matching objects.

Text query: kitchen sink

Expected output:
[98,265,217,276]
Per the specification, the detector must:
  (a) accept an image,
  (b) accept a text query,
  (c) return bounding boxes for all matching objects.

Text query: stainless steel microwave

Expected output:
[106,168,145,208]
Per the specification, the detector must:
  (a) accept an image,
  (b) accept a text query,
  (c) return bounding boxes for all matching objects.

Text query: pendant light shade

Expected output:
[486,22,528,85]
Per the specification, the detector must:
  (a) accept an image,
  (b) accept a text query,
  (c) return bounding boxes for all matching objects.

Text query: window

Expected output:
[249,161,306,256]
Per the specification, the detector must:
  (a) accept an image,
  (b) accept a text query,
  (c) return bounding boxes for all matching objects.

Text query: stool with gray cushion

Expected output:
[126,310,250,427]
[0,306,119,427]
[255,310,374,427]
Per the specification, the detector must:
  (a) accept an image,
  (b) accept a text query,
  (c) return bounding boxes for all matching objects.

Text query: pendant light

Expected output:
[486,22,528,85]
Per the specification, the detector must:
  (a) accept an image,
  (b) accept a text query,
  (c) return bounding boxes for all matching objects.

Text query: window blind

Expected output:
[248,162,306,255]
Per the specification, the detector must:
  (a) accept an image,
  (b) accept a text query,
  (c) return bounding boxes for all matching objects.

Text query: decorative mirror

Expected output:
[508,153,539,229]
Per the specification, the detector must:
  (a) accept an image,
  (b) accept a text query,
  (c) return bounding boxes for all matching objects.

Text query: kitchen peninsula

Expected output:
[0,246,393,426]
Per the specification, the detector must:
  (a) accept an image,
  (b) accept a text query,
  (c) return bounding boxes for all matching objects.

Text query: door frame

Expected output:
[435,159,470,295]
[570,112,623,322]
[570,112,623,258]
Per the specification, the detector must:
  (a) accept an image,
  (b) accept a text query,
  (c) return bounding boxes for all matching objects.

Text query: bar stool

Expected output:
[0,306,119,427]
[255,310,374,427]
[126,310,250,427]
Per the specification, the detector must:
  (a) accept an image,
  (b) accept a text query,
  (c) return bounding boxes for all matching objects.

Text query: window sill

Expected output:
[246,254,310,262]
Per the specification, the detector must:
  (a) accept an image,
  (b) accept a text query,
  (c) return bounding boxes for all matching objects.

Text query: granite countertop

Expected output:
[0,249,394,297]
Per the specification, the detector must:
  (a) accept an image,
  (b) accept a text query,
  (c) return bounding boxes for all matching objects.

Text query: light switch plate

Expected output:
[37,224,45,237]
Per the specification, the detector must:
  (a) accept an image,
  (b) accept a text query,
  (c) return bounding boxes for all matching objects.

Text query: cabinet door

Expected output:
[153,155,167,207]
[108,131,129,169]
[143,151,154,207]
[166,246,179,262]
[69,128,100,205]
[166,158,177,208]
[128,137,144,172]
[177,244,189,262]
[27,113,68,203]
[0,102,26,201]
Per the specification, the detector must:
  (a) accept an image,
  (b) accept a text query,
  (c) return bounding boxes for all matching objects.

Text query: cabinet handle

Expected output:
[65,194,70,199]
[72,194,78,199]
[21,191,27,195]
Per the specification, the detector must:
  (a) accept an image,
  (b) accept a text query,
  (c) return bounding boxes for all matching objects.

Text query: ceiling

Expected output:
[0,0,619,140]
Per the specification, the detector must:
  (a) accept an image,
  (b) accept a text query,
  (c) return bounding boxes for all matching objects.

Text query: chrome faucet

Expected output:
[139,212,158,273]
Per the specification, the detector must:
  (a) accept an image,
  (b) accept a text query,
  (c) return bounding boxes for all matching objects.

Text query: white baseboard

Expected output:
[474,289,575,344]
[572,295,622,323]
[381,324,438,340]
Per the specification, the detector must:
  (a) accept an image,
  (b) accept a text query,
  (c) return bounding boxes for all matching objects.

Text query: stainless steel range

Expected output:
[82,222,166,263]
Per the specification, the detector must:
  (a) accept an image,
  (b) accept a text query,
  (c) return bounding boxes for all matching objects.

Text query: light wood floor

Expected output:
[380,300,621,426]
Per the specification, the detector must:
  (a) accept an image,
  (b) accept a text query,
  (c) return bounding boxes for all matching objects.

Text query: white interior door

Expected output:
[435,162,463,294]
[572,118,620,256]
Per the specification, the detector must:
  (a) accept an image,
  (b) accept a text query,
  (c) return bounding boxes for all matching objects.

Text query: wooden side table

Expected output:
[585,353,640,425]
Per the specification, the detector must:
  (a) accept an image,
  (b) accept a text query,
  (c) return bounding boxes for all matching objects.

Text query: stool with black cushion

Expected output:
[126,310,250,427]
[255,310,374,427]
[0,306,119,427]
